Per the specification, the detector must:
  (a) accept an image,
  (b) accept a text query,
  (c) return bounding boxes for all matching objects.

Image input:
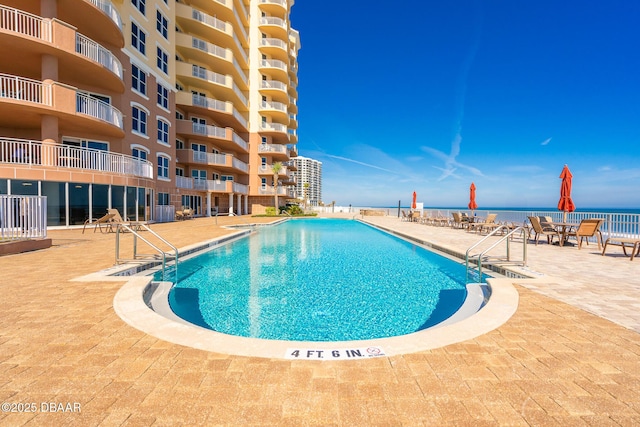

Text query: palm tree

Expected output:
[303,182,310,210]
[271,161,282,213]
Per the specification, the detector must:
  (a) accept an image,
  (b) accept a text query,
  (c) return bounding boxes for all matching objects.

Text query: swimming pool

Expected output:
[161,218,484,342]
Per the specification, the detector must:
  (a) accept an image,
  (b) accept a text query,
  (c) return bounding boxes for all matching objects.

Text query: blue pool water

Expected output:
[162,219,473,341]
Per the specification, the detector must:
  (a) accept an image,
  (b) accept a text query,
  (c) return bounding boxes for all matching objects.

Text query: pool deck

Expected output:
[1,214,639,425]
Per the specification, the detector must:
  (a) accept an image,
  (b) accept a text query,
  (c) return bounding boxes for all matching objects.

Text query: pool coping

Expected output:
[98,218,521,360]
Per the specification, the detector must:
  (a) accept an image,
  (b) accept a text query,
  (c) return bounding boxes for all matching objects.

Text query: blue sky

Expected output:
[290,1,640,208]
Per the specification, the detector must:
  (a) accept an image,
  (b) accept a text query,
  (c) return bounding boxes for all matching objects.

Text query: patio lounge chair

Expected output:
[602,237,640,261]
[451,212,468,229]
[564,218,604,250]
[82,212,115,234]
[528,216,560,245]
[467,213,498,234]
[176,207,193,220]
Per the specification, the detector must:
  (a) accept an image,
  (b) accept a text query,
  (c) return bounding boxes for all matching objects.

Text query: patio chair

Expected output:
[602,237,640,261]
[401,210,409,222]
[564,218,604,250]
[528,216,560,245]
[451,212,467,229]
[82,212,115,234]
[467,213,498,234]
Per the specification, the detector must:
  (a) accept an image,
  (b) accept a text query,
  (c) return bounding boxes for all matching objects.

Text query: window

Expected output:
[176,139,184,149]
[156,10,168,39]
[132,65,147,95]
[157,155,169,179]
[132,106,148,135]
[131,23,146,55]
[157,83,169,109]
[191,170,206,180]
[191,143,206,152]
[132,147,148,160]
[157,118,169,145]
[158,192,169,205]
[221,175,234,181]
[157,47,168,74]
[176,167,184,176]
[132,0,145,15]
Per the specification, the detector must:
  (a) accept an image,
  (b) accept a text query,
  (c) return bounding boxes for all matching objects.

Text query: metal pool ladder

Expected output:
[115,223,178,282]
[465,225,527,283]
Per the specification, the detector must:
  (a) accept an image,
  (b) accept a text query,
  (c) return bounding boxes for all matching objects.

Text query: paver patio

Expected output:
[1,214,639,426]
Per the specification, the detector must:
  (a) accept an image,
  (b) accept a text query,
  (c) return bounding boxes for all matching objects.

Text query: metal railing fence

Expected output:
[0,195,47,241]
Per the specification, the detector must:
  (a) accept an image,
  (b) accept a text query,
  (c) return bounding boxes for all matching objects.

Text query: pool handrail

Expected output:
[465,225,527,283]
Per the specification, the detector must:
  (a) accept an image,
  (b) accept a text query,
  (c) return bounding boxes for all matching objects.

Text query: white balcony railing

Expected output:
[260,38,287,50]
[259,17,286,29]
[233,182,248,194]
[191,65,247,106]
[176,175,193,189]
[75,33,123,79]
[259,0,287,8]
[87,0,123,31]
[260,100,287,113]
[260,80,287,92]
[0,138,152,178]
[232,157,248,172]
[0,195,47,241]
[190,122,248,151]
[260,122,287,133]
[260,59,287,73]
[0,5,51,41]
[259,143,287,155]
[76,92,123,129]
[0,74,51,105]
[191,37,248,86]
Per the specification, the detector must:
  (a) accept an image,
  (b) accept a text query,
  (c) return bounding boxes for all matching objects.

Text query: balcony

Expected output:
[258,0,288,18]
[258,143,290,160]
[177,62,248,108]
[259,80,288,103]
[259,186,288,196]
[0,74,123,137]
[75,92,123,130]
[176,120,249,153]
[176,92,247,130]
[259,37,288,60]
[259,100,288,121]
[176,178,248,194]
[176,149,248,173]
[259,59,288,80]
[258,16,289,40]
[258,164,289,176]
[0,6,124,92]
[176,5,248,65]
[0,137,153,179]
[176,34,248,89]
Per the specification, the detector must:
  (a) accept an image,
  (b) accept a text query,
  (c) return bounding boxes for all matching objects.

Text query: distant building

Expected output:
[291,156,322,206]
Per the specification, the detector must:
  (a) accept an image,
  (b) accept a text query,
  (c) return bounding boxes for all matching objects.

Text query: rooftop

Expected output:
[1,214,639,425]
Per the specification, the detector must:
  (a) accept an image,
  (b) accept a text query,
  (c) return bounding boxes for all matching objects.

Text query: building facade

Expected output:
[0,0,299,226]
[292,156,322,207]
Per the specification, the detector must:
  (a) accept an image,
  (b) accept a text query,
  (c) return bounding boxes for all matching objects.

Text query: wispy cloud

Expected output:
[324,154,400,174]
[422,134,483,181]
[540,137,552,146]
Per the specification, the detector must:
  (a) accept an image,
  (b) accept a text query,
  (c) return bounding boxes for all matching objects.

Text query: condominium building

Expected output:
[292,156,322,206]
[0,0,299,226]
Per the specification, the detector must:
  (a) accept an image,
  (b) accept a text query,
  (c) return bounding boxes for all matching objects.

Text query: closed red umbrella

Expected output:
[558,165,575,222]
[468,182,478,211]
[411,191,417,209]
